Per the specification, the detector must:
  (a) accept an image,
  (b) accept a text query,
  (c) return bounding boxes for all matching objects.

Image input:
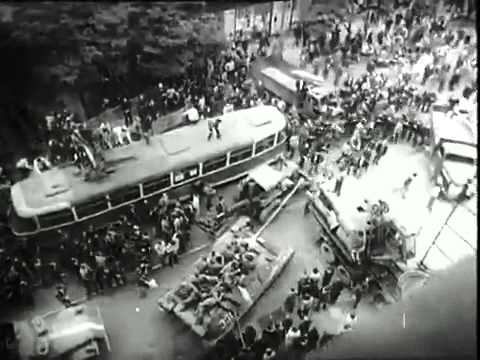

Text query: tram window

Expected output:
[143,174,171,196]
[109,185,141,207]
[173,164,200,184]
[75,196,109,219]
[230,145,253,164]
[9,210,38,233]
[203,154,228,174]
[37,209,75,228]
[254,134,276,155]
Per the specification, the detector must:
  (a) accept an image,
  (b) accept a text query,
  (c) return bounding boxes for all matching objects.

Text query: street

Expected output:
[2,137,475,360]
[1,7,477,360]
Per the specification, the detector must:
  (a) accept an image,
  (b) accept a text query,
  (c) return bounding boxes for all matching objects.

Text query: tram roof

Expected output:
[11,105,286,217]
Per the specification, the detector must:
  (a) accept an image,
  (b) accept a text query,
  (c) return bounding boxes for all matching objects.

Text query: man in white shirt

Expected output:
[427,185,441,212]
[285,326,301,347]
[113,125,133,145]
[339,312,358,334]
[16,158,33,171]
[165,241,175,267]
[171,234,180,264]
[153,240,166,265]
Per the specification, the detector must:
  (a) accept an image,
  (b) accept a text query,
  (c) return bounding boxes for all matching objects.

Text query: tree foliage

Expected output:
[0,2,226,108]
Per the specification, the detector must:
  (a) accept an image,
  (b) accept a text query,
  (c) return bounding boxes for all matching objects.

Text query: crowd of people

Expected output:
[169,232,261,328]
[0,193,200,306]
[57,195,197,300]
[207,262,371,360]
[284,1,476,188]
[0,3,476,360]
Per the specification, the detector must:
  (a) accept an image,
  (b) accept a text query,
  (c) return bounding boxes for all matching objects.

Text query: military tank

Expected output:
[158,216,294,346]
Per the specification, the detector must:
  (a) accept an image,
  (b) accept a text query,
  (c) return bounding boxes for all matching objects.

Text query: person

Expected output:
[341,312,358,333]
[333,171,345,196]
[306,326,320,351]
[165,241,175,267]
[79,262,96,297]
[352,283,363,309]
[322,267,334,288]
[112,125,132,145]
[170,232,180,262]
[207,117,222,140]
[285,326,301,348]
[136,269,150,298]
[400,173,417,199]
[243,325,258,348]
[457,178,475,202]
[284,287,297,314]
[141,114,153,145]
[263,348,276,360]
[216,195,226,215]
[55,283,72,307]
[298,315,312,336]
[153,239,166,265]
[121,96,133,127]
[203,183,216,210]
[427,184,441,212]
[298,292,313,318]
[174,280,200,311]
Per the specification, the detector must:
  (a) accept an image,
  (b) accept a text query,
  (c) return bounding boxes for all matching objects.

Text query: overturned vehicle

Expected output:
[0,304,110,360]
[306,183,417,304]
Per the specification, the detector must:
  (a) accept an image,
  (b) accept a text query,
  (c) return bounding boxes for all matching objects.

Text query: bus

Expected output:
[429,103,477,200]
[252,64,329,117]
[8,105,287,237]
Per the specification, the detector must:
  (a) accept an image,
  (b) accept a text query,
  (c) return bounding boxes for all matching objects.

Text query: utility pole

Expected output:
[269,1,274,36]
[289,0,295,29]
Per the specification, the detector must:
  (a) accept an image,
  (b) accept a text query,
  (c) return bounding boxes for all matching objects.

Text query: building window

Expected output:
[173,164,200,184]
[203,154,228,174]
[230,145,253,164]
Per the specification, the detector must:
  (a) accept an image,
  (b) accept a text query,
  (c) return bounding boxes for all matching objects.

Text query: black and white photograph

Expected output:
[0,1,477,360]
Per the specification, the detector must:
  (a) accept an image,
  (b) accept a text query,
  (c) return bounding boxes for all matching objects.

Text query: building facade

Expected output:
[223,1,299,39]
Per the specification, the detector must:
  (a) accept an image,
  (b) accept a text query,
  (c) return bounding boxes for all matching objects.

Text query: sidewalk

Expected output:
[88,98,186,135]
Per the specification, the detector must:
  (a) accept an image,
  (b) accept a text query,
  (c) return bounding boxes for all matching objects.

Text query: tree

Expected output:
[0,2,227,141]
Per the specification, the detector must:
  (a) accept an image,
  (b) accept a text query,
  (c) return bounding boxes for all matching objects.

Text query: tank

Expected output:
[158,216,294,346]
[1,304,110,360]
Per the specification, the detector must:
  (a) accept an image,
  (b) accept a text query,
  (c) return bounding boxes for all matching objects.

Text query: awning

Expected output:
[247,164,286,192]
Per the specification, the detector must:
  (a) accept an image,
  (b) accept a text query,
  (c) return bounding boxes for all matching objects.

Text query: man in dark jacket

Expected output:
[121,96,133,127]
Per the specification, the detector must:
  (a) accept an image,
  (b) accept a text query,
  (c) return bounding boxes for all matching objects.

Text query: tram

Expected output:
[8,105,287,237]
